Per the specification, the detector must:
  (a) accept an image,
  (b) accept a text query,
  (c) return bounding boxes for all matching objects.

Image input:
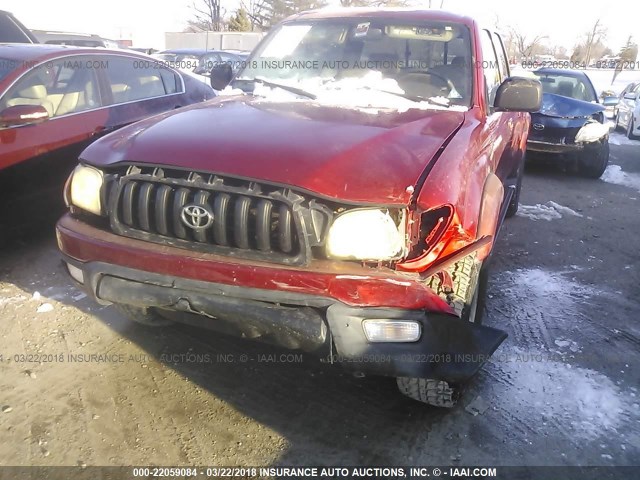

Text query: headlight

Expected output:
[69,165,104,215]
[326,209,405,261]
[575,121,609,143]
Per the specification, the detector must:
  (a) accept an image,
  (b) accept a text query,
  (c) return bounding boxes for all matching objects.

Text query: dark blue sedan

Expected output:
[526,68,612,178]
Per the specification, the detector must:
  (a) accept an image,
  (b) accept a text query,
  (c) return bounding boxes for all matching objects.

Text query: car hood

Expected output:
[535,93,605,119]
[81,97,465,204]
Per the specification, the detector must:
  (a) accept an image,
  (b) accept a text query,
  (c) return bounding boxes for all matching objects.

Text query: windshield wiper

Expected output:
[238,77,317,100]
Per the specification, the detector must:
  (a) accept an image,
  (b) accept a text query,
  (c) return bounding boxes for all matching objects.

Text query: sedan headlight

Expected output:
[575,121,609,143]
[69,165,104,215]
[326,209,406,261]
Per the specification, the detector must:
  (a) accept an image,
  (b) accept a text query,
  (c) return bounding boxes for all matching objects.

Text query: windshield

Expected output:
[233,18,472,110]
[533,72,597,103]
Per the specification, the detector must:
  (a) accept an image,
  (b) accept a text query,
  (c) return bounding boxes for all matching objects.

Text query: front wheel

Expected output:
[398,256,487,407]
[396,377,459,408]
[579,141,609,178]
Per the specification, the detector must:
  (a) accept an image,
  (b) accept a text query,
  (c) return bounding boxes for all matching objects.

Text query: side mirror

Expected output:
[209,63,233,90]
[494,77,542,112]
[624,93,636,100]
[602,96,619,107]
[0,104,49,128]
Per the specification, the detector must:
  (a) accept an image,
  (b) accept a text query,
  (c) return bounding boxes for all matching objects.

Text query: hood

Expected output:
[81,97,464,204]
[537,93,605,119]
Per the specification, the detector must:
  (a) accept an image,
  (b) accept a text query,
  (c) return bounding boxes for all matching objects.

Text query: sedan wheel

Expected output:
[579,141,609,179]
[627,117,638,140]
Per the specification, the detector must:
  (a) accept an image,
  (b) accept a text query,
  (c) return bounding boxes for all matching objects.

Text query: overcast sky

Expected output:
[4,0,638,51]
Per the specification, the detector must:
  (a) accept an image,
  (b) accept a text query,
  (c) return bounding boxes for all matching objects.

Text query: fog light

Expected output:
[362,320,421,343]
[66,263,84,284]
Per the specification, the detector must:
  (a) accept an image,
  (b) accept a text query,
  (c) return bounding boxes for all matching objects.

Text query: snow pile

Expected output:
[609,133,639,146]
[493,349,628,440]
[505,268,594,314]
[601,165,640,192]
[488,268,633,440]
[232,72,469,113]
[517,201,583,221]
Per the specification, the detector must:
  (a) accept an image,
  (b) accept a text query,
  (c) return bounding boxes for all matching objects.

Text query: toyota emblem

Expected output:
[180,204,214,230]
[532,123,545,131]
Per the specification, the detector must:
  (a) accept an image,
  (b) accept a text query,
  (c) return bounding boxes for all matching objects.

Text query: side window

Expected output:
[103,56,175,105]
[492,33,510,79]
[480,30,501,106]
[160,68,179,95]
[0,56,101,117]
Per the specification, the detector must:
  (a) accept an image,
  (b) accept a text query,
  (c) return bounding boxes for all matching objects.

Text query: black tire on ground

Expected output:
[579,141,609,179]
[114,304,173,327]
[627,117,638,140]
[505,158,524,218]
[396,255,487,407]
[396,377,459,408]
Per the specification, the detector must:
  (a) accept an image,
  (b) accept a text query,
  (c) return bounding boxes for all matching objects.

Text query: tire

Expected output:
[505,159,524,218]
[396,377,459,408]
[396,256,487,407]
[426,254,485,324]
[579,141,609,179]
[114,304,173,327]
[627,117,638,140]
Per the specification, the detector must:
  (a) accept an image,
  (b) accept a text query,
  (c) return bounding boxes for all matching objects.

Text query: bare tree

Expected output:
[510,28,547,59]
[583,19,607,66]
[241,0,270,31]
[188,0,224,32]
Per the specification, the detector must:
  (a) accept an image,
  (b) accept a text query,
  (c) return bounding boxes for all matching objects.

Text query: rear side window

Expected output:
[102,56,180,104]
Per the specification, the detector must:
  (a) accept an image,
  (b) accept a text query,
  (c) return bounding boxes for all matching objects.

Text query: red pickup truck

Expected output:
[57,9,541,407]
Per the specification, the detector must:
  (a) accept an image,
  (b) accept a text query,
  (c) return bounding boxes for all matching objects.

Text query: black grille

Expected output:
[528,126,581,144]
[106,167,332,265]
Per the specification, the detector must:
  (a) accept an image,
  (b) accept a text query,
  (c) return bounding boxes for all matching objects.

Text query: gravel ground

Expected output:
[0,131,639,476]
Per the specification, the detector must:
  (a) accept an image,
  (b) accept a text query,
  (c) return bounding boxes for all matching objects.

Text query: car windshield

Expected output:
[232,18,472,110]
[533,72,597,103]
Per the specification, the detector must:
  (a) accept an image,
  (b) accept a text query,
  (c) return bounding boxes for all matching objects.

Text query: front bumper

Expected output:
[57,215,507,383]
[527,137,607,156]
[526,139,583,154]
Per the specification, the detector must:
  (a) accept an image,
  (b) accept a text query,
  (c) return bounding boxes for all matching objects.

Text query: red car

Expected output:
[0,44,214,232]
[57,10,541,407]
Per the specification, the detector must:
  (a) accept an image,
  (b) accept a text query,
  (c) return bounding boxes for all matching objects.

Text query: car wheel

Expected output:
[627,117,638,140]
[396,377,459,408]
[579,141,609,179]
[114,304,174,327]
[397,255,489,407]
[427,254,486,324]
[505,159,524,218]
